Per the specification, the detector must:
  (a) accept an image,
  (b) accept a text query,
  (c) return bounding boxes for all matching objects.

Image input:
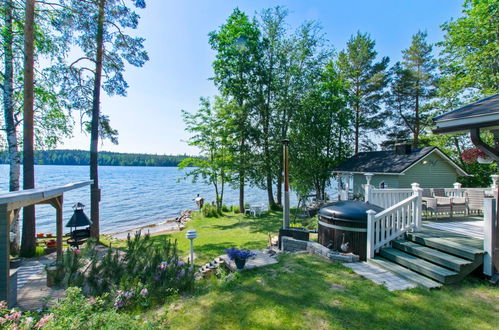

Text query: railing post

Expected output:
[364,173,373,203]
[453,182,463,197]
[366,209,377,259]
[483,197,495,276]
[412,183,423,230]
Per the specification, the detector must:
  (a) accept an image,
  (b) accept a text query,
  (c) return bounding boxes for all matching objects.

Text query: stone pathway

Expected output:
[17,263,46,290]
[344,262,417,291]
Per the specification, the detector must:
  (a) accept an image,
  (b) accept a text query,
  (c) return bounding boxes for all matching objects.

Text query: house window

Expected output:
[379,181,388,189]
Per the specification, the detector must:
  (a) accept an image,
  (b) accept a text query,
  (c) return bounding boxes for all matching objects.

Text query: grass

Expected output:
[108,210,498,329]
[153,253,498,329]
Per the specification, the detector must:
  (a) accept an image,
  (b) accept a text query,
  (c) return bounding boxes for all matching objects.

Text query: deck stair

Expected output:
[368,229,484,288]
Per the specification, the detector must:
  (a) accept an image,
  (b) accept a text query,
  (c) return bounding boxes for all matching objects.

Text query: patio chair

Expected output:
[422,188,452,219]
[465,189,485,215]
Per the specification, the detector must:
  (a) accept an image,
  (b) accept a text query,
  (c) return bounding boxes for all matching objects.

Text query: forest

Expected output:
[181,1,498,213]
[0,150,192,167]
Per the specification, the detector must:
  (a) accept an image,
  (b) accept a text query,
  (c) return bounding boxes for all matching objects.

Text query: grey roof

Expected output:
[434,93,499,122]
[334,147,467,175]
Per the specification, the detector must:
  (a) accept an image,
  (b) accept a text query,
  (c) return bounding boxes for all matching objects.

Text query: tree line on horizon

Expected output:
[181,1,498,214]
[0,150,195,167]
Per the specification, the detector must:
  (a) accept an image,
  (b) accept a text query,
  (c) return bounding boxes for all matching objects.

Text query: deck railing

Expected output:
[366,183,423,259]
[366,188,413,208]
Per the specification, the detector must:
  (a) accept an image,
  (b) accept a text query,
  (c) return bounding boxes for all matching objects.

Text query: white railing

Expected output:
[366,187,413,208]
[366,183,423,259]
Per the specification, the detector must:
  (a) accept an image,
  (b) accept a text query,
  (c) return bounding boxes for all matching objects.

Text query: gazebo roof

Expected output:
[433,93,499,134]
[0,181,92,210]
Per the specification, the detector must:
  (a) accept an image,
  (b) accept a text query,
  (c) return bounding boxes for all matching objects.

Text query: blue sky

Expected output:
[59,0,464,155]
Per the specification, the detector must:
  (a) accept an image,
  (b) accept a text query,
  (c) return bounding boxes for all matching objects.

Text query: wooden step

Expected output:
[380,248,460,284]
[406,232,484,261]
[392,240,473,272]
[368,257,442,289]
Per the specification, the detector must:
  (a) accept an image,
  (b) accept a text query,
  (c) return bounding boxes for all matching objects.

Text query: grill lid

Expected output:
[319,200,384,221]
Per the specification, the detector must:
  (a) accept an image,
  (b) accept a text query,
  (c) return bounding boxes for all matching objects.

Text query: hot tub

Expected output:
[318,200,383,260]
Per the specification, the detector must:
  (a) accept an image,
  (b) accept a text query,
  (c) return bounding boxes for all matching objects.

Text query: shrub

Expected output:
[202,203,220,218]
[45,287,151,329]
[221,204,230,212]
[77,233,195,308]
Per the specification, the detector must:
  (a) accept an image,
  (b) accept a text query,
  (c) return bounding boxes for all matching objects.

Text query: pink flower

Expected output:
[140,288,148,296]
[73,249,81,254]
[35,314,53,329]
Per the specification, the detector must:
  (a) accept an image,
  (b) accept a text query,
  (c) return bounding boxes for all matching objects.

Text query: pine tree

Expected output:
[337,31,390,153]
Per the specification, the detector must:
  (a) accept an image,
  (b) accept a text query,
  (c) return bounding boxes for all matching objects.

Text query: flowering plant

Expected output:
[37,233,45,238]
[45,233,53,238]
[461,148,488,164]
[45,239,57,247]
[224,247,255,261]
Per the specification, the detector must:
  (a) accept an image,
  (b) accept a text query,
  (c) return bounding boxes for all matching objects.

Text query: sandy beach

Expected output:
[109,210,193,240]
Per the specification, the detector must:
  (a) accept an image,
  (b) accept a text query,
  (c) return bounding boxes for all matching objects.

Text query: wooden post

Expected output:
[56,196,63,259]
[337,174,342,201]
[364,173,373,203]
[412,183,423,230]
[0,205,11,305]
[484,197,495,276]
[366,209,376,259]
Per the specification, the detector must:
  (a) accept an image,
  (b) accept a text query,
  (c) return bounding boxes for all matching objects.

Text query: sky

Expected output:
[57,0,464,155]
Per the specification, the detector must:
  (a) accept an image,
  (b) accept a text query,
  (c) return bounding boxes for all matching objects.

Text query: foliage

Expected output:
[180,97,235,213]
[384,31,437,147]
[438,0,499,101]
[81,234,194,307]
[337,31,390,152]
[201,203,222,218]
[54,0,149,141]
[45,287,152,329]
[224,247,255,260]
[290,61,351,198]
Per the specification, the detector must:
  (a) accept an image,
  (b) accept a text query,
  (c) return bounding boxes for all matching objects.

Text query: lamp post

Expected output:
[186,229,197,263]
[282,139,290,229]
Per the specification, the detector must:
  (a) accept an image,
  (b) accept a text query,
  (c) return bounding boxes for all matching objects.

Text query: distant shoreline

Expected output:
[0,149,202,167]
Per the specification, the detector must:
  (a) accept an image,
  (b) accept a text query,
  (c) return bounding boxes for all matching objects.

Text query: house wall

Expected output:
[399,152,458,188]
[352,174,399,197]
[351,152,460,196]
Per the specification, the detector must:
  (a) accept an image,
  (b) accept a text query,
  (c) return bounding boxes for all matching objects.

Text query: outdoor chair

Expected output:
[465,189,485,215]
[422,188,452,219]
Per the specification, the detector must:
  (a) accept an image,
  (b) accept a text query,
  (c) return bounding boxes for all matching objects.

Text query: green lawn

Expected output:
[155,253,498,329]
[111,211,498,329]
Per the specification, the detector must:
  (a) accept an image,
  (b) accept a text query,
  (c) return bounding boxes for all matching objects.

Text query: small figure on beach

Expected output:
[194,194,204,210]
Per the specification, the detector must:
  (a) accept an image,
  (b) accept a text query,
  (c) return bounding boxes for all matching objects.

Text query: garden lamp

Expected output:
[186,229,197,263]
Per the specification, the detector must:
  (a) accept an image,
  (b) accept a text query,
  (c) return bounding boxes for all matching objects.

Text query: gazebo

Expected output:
[434,93,499,280]
[0,181,92,306]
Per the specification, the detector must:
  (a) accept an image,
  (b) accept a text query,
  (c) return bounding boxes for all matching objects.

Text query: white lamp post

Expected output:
[186,229,197,263]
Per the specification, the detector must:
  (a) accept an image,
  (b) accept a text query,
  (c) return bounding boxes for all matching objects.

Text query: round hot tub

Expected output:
[318,200,383,260]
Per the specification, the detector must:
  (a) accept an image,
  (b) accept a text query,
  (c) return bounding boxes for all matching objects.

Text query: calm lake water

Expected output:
[0,164,327,235]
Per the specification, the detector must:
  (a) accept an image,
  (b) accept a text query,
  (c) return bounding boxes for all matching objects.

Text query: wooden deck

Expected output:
[417,225,484,249]
[422,219,484,240]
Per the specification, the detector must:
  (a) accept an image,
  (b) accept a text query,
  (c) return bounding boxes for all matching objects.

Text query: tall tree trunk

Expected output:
[20,0,36,257]
[239,136,245,213]
[90,0,106,240]
[414,79,420,147]
[3,0,21,255]
[354,79,360,153]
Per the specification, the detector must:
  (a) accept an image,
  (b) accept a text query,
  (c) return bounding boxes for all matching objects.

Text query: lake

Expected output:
[0,165,334,235]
